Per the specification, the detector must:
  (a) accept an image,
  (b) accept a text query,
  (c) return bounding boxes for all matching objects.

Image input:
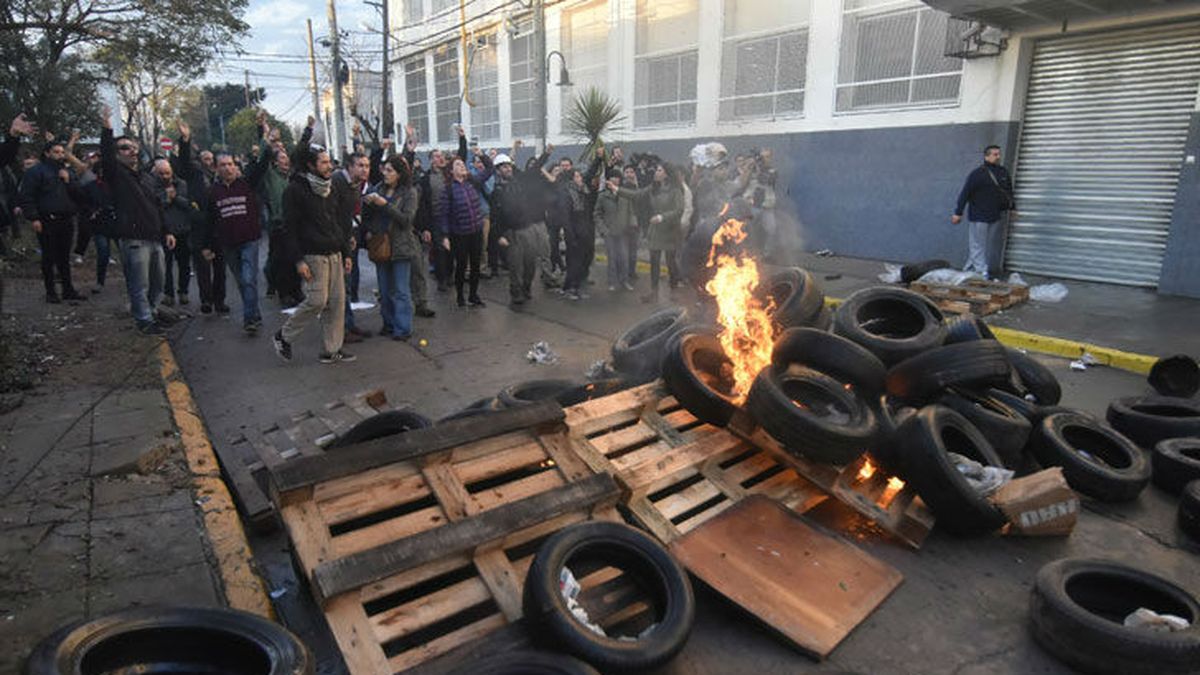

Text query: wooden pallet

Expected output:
[218,389,392,528]
[563,383,932,548]
[270,403,638,674]
[910,279,1029,316]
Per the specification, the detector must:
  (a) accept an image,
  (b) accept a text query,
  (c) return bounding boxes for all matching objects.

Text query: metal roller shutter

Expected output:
[1007,20,1200,287]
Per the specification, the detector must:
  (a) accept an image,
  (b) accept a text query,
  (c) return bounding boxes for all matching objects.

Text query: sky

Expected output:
[205,0,387,128]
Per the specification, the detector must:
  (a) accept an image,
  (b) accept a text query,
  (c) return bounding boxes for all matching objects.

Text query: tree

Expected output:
[224,108,294,157]
[564,87,626,163]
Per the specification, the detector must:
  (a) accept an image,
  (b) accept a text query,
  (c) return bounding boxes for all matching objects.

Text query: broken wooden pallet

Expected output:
[910,279,1029,316]
[562,382,931,548]
[270,402,645,674]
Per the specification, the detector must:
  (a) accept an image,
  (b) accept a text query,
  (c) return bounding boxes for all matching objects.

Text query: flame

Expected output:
[887,477,905,490]
[858,460,876,481]
[704,217,775,404]
[879,476,906,508]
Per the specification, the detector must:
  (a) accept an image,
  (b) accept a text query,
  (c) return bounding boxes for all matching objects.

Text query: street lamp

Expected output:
[546,50,572,87]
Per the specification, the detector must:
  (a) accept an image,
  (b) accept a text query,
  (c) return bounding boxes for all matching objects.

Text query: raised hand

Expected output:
[178,120,190,141]
[9,113,37,138]
[546,143,555,154]
[306,114,316,128]
[456,124,466,138]
[101,106,112,130]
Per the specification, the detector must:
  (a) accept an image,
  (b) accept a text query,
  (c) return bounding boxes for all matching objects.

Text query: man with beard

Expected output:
[175,124,228,315]
[19,137,86,303]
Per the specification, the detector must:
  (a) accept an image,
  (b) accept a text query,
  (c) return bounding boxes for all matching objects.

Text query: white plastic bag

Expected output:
[916,268,985,286]
[949,453,1014,496]
[1007,273,1028,287]
[689,142,728,169]
[878,264,903,283]
[1030,283,1068,302]
[560,568,606,636]
[1124,607,1190,632]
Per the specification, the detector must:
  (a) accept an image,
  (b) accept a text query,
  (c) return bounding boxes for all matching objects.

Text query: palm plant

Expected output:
[564,86,625,163]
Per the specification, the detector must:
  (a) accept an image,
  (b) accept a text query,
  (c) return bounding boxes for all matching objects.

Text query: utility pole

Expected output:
[244,69,252,107]
[533,0,547,154]
[380,0,391,139]
[327,0,347,160]
[307,19,322,130]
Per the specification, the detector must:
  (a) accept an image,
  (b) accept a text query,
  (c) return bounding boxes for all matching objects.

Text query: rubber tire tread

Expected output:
[327,409,432,449]
[522,521,695,672]
[939,390,1032,470]
[1029,558,1200,675]
[771,327,887,401]
[885,341,1012,403]
[755,267,825,329]
[1181,480,1200,541]
[1151,438,1200,495]
[1004,349,1062,405]
[1031,412,1150,502]
[832,287,947,366]
[943,314,995,344]
[1107,396,1200,449]
[612,307,690,382]
[661,331,739,427]
[1149,355,1200,398]
[499,379,579,408]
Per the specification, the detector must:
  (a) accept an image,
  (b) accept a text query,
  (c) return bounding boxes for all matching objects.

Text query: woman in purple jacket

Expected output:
[436,150,493,307]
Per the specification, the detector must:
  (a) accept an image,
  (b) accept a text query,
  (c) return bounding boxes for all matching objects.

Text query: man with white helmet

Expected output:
[491,141,552,306]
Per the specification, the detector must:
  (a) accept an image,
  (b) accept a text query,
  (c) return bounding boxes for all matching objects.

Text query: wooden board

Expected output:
[910,279,1029,316]
[670,495,903,659]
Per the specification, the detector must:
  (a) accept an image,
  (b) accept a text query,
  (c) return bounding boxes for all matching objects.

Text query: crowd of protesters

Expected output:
[0,109,782,363]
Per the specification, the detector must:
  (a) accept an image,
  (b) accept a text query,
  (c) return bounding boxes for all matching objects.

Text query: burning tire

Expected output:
[1002,349,1062,405]
[523,521,695,672]
[754,267,825,330]
[467,650,600,675]
[771,328,887,401]
[25,606,312,675]
[1107,396,1200,449]
[661,331,739,427]
[1030,412,1150,502]
[612,307,691,383]
[326,409,431,449]
[1029,558,1200,675]
[1151,438,1200,495]
[938,389,1032,470]
[499,379,579,408]
[890,406,1007,536]
[745,364,879,466]
[885,341,1012,403]
[832,287,947,366]
[1148,354,1200,398]
[1181,480,1200,541]
[942,314,996,344]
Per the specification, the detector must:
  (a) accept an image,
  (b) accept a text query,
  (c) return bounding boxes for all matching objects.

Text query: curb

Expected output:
[156,341,274,619]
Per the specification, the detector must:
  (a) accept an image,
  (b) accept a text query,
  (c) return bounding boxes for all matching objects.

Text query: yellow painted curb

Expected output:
[157,342,274,619]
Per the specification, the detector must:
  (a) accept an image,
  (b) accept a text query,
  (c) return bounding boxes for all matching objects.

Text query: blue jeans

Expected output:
[376,259,413,338]
[224,240,262,325]
[119,239,164,327]
[95,235,112,286]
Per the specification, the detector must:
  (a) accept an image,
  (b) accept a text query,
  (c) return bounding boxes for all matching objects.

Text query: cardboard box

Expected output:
[989,468,1079,536]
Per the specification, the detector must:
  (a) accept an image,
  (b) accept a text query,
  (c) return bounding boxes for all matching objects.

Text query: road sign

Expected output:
[159,137,174,154]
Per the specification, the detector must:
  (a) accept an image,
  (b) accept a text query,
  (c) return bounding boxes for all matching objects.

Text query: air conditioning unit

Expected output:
[945,17,1008,59]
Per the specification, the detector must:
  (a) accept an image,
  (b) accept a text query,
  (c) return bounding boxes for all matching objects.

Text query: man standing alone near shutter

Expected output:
[952,144,1016,280]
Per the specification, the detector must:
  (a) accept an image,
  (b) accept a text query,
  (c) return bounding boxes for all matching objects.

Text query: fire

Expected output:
[858,460,876,481]
[887,477,905,491]
[705,217,775,404]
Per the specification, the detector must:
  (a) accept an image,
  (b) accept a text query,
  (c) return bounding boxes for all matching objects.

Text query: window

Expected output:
[719,0,810,121]
[634,0,699,128]
[837,0,962,112]
[432,43,461,143]
[468,34,500,141]
[561,1,611,128]
[404,55,429,143]
[403,0,423,25]
[431,0,455,15]
[509,19,537,138]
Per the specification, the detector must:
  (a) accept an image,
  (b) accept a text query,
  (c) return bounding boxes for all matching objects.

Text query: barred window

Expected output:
[404,56,429,143]
[509,20,537,139]
[403,0,423,25]
[431,0,455,15]
[634,0,698,128]
[432,43,461,143]
[561,1,611,128]
[837,0,962,112]
[719,0,810,121]
[468,34,500,141]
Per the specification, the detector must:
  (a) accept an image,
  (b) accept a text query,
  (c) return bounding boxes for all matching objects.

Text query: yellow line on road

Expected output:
[157,342,274,618]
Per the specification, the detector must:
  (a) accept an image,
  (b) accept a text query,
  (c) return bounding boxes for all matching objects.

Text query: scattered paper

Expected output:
[527,341,559,365]
[878,264,903,284]
[1030,283,1068,302]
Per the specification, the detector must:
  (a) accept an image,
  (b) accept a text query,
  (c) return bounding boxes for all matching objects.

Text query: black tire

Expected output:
[899,259,952,283]
[891,405,1007,536]
[437,396,504,424]
[885,341,1013,403]
[942,314,996,344]
[939,389,1032,470]
[612,307,690,382]
[326,409,432,449]
[989,389,1083,426]
[1181,480,1200,541]
[660,331,738,427]
[1149,354,1200,398]
[25,606,312,675]
[832,287,947,366]
[458,650,601,675]
[1151,438,1200,494]
[1107,396,1200,449]
[870,396,914,477]
[556,378,632,408]
[523,521,695,672]
[771,327,887,401]
[811,304,833,331]
[745,364,878,466]
[1003,349,1062,405]
[499,379,579,408]
[754,267,825,330]
[1029,558,1200,675]
[1031,413,1150,502]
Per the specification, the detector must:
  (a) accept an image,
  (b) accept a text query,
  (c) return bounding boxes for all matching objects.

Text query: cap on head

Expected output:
[493,153,513,166]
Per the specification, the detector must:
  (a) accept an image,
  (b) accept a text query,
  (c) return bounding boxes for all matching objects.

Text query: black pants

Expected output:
[193,247,226,306]
[73,215,92,257]
[39,215,76,295]
[563,218,594,292]
[434,238,455,287]
[546,218,564,273]
[649,249,679,292]
[450,231,482,301]
[267,227,303,304]
[164,231,192,297]
[486,218,505,273]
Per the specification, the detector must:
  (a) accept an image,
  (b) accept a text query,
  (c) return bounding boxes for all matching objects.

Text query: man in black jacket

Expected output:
[19,139,87,302]
[174,123,228,314]
[953,144,1016,280]
[491,145,551,306]
[272,145,356,364]
[99,106,177,335]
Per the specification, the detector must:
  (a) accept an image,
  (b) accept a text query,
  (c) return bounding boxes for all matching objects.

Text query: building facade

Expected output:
[390,0,1200,297]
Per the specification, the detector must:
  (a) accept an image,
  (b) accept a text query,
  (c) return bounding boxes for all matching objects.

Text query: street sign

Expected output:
[159,137,174,154]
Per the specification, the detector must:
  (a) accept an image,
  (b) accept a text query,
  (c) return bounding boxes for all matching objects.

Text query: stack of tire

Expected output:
[660,279,1156,537]
[436,378,633,424]
[1106,354,1200,542]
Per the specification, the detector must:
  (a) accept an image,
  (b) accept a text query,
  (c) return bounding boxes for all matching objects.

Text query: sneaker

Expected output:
[46,291,61,304]
[565,290,581,301]
[215,303,231,314]
[161,295,175,307]
[244,320,261,335]
[344,332,364,344]
[622,282,636,292]
[415,306,436,318]
[137,321,165,336]
[319,350,356,364]
[200,303,213,315]
[392,333,411,342]
[608,285,617,292]
[272,330,292,361]
[469,296,486,308]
